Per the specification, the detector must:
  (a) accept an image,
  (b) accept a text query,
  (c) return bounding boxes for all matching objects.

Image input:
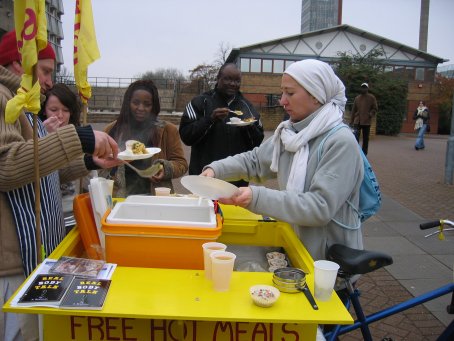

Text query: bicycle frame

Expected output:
[325,282,454,341]
[325,220,454,341]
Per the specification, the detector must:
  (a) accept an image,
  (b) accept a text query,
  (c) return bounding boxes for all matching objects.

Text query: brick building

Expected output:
[226,24,447,134]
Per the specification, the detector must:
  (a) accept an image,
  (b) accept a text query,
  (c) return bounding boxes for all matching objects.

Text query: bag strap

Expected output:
[317,124,361,230]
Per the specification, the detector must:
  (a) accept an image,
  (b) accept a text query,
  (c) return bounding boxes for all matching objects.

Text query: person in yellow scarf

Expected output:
[0,30,120,341]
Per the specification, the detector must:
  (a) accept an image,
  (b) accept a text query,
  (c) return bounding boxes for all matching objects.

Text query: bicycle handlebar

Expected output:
[420,220,441,230]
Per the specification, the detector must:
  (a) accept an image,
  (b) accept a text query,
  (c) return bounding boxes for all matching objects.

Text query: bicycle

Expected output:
[324,219,454,341]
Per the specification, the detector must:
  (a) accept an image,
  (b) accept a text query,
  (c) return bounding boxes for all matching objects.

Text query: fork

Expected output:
[123,162,162,178]
[229,110,244,116]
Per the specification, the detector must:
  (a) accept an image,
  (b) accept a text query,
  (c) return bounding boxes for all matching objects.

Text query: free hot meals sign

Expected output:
[44,316,311,340]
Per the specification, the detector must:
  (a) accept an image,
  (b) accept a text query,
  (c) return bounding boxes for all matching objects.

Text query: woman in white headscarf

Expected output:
[202,59,364,262]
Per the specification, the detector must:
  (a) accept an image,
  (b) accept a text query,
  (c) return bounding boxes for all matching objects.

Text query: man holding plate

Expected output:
[179,63,264,187]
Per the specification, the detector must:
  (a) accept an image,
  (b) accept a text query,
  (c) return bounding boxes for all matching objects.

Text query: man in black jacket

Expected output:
[179,63,264,186]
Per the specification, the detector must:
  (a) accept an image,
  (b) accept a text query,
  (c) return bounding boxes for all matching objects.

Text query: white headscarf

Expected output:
[270,59,347,192]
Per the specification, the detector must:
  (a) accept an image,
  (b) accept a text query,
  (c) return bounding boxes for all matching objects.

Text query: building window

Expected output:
[240,58,250,72]
[426,68,435,82]
[273,60,284,73]
[415,68,425,81]
[250,59,261,72]
[405,67,415,80]
[263,59,272,73]
[285,60,295,69]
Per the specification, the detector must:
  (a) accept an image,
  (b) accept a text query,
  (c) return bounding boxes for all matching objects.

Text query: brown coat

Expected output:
[350,92,378,126]
[102,120,188,196]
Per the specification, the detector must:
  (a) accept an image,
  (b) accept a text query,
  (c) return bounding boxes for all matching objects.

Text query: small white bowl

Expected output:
[249,285,280,307]
[230,117,241,123]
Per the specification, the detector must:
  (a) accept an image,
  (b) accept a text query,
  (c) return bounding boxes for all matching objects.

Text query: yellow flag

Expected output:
[74,0,100,104]
[5,0,47,123]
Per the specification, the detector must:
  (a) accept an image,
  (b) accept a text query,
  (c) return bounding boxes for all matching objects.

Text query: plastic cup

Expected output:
[202,242,227,280]
[313,260,340,301]
[210,251,236,292]
[155,187,171,196]
[230,117,241,123]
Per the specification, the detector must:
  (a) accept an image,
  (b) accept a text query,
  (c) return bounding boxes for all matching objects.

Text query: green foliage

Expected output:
[334,50,408,136]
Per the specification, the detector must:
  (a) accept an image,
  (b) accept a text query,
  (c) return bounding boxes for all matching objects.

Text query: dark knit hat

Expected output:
[0,30,56,66]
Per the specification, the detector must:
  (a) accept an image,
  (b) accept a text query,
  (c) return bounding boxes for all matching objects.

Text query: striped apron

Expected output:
[7,114,65,276]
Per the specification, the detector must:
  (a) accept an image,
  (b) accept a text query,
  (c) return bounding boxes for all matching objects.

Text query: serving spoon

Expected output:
[123,162,162,178]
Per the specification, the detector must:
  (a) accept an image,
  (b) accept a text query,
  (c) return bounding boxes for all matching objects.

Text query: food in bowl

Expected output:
[250,285,280,307]
[266,251,286,261]
[268,258,288,267]
[126,140,148,155]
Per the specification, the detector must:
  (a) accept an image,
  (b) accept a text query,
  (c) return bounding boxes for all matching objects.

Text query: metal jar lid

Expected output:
[272,267,307,293]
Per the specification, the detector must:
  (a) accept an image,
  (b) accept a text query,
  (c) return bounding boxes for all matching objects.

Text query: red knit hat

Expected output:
[0,30,56,66]
[0,31,21,66]
[38,42,56,61]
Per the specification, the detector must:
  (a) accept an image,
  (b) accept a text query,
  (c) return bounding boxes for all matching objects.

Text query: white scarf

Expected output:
[270,60,346,192]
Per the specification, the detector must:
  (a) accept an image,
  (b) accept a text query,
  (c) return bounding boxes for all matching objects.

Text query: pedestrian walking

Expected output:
[350,83,378,155]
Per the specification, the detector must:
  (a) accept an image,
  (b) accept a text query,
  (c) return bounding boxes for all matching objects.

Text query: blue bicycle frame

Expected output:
[325,282,454,341]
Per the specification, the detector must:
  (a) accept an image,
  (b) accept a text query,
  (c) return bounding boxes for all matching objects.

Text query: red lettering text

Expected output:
[251,323,267,341]
[235,322,248,340]
[87,317,105,339]
[105,317,120,340]
[213,321,234,341]
[150,319,167,341]
[122,318,137,341]
[70,316,84,339]
[281,323,299,341]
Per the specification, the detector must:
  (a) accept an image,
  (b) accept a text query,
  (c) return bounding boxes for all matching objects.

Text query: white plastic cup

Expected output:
[313,260,340,301]
[202,242,227,280]
[230,117,241,123]
[155,187,171,196]
[210,251,236,292]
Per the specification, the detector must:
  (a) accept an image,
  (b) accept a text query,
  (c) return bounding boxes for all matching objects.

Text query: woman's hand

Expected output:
[201,168,215,177]
[218,187,252,208]
[150,167,165,183]
[42,116,61,133]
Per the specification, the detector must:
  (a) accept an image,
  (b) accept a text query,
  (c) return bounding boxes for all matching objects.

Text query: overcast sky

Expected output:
[60,0,454,78]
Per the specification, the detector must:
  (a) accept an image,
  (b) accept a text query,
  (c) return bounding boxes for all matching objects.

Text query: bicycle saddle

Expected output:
[327,244,393,276]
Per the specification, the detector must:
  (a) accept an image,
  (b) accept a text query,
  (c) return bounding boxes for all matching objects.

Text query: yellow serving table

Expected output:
[3,205,352,341]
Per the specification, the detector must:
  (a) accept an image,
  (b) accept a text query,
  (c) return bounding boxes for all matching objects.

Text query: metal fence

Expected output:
[54,76,284,112]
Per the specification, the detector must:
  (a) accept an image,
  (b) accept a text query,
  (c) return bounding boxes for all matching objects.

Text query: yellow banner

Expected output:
[74,0,100,104]
[5,0,47,123]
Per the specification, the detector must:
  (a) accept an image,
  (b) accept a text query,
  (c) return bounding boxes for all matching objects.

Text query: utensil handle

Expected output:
[301,286,318,310]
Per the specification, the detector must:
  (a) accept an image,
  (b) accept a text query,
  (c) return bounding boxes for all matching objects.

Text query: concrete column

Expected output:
[419,0,430,52]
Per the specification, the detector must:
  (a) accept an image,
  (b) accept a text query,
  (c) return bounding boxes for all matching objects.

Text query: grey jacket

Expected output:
[207,113,364,261]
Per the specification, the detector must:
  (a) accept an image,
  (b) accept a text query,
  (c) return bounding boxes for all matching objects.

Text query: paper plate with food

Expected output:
[118,140,161,161]
[180,175,239,200]
[227,117,257,126]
